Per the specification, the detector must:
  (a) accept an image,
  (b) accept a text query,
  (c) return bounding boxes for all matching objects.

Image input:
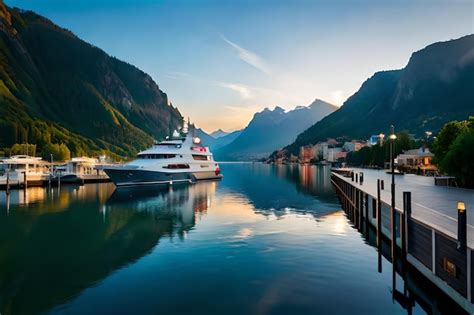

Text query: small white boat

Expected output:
[55,157,109,183]
[0,155,49,186]
[103,129,222,187]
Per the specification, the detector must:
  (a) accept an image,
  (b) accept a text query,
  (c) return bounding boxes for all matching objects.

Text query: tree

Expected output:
[10,143,37,156]
[41,143,71,162]
[433,120,469,163]
[440,128,474,188]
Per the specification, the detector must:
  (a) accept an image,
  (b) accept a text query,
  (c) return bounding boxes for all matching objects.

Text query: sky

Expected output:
[5,0,473,133]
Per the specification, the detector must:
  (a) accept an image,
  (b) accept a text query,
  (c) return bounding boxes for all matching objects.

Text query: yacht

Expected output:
[103,130,222,187]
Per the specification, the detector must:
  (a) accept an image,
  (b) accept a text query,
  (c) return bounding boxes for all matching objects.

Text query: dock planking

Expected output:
[332,168,474,247]
[331,169,474,313]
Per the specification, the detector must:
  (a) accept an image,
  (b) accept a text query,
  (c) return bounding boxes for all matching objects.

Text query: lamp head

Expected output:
[458,202,466,212]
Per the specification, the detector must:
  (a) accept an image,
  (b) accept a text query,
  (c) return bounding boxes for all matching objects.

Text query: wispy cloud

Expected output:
[221,35,271,75]
[164,71,193,80]
[218,82,254,99]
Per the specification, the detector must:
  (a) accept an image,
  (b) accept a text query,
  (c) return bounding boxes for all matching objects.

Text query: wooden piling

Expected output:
[6,171,10,195]
[381,179,384,190]
[402,192,411,263]
[23,171,27,190]
[377,179,382,248]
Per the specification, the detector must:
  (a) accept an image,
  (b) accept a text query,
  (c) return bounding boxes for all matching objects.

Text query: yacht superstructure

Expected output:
[103,130,222,187]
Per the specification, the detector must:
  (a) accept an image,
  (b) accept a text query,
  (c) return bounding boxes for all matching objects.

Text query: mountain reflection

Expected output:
[0,182,217,315]
[218,163,340,217]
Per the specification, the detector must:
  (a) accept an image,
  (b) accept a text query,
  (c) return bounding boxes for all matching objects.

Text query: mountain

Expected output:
[210,129,229,138]
[211,129,243,150]
[192,125,242,150]
[283,34,474,156]
[215,99,338,160]
[194,127,216,146]
[0,4,182,157]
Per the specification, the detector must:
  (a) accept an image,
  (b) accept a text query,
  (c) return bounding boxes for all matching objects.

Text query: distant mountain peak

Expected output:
[210,128,229,138]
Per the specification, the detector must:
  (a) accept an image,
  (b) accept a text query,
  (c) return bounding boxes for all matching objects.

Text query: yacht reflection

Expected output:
[0,181,217,315]
[0,184,115,213]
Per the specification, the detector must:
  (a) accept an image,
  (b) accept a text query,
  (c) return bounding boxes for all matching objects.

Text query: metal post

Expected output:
[381,180,384,190]
[351,171,354,182]
[390,125,397,263]
[377,179,382,248]
[402,192,411,263]
[356,173,358,183]
[457,202,466,251]
[360,172,364,185]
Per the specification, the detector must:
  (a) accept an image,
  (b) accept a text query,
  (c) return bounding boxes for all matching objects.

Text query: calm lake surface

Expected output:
[0,163,463,315]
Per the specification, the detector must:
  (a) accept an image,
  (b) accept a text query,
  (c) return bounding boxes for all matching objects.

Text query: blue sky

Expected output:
[6,0,473,132]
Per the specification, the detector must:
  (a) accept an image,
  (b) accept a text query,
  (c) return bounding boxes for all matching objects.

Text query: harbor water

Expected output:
[0,163,463,314]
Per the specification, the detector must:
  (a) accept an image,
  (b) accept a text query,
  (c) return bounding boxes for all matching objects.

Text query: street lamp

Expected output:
[379,133,385,147]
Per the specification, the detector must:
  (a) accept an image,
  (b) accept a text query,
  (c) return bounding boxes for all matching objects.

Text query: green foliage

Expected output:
[436,117,474,187]
[41,143,71,162]
[9,143,36,156]
[0,5,182,158]
[432,120,469,163]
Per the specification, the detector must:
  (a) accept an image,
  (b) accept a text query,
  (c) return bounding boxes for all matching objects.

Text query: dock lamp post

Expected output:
[457,202,466,251]
[389,126,397,263]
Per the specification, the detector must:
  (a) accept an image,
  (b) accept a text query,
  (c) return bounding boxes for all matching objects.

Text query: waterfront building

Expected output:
[395,147,437,174]
[343,140,367,152]
[328,147,346,162]
[299,145,316,163]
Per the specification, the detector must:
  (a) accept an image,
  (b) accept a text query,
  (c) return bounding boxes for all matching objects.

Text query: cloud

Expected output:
[218,82,254,99]
[221,35,271,75]
[164,71,192,79]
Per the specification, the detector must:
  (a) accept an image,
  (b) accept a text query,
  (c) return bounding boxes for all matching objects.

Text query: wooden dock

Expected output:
[331,168,474,313]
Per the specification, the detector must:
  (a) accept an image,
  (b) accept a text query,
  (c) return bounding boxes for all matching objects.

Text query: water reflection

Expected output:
[0,182,216,315]
[0,164,463,315]
[218,163,339,218]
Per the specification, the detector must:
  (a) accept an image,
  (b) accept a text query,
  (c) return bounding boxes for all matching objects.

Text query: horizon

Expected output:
[5,0,473,133]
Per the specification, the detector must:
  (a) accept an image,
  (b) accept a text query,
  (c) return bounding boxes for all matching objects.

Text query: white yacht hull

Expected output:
[104,168,222,187]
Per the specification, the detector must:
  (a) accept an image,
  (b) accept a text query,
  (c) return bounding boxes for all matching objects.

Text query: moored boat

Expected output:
[103,129,222,187]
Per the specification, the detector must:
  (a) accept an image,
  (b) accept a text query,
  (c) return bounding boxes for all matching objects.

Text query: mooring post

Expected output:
[377,179,382,248]
[6,171,10,195]
[457,202,466,251]
[360,172,364,185]
[23,171,27,190]
[351,171,354,182]
[355,173,358,183]
[402,192,411,264]
[364,193,369,221]
[381,179,384,190]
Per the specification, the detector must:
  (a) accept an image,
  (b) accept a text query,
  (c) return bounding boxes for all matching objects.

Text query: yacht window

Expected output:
[138,154,176,159]
[192,154,210,161]
[163,164,190,169]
